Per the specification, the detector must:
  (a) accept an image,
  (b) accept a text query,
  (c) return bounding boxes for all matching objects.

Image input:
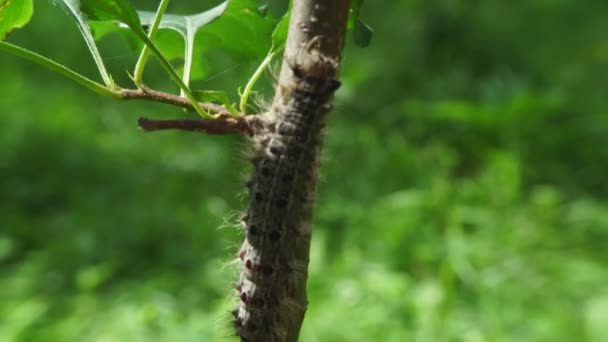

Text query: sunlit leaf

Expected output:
[79,0,210,117]
[49,0,113,86]
[195,0,273,59]
[193,89,238,116]
[0,0,34,41]
[79,0,141,33]
[135,1,228,89]
[271,3,290,49]
[89,0,274,82]
[353,18,373,48]
[348,0,373,47]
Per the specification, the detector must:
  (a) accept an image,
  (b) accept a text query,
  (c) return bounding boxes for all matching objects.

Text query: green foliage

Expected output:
[353,18,373,48]
[193,90,238,116]
[270,6,289,48]
[348,0,373,47]
[0,0,33,40]
[0,40,118,96]
[136,2,227,86]
[84,0,275,111]
[49,0,114,86]
[1,0,279,116]
[1,0,366,112]
[1,0,608,341]
[88,1,229,85]
[80,0,141,29]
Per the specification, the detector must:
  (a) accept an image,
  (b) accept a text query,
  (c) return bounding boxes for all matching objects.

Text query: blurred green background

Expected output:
[1,1,608,341]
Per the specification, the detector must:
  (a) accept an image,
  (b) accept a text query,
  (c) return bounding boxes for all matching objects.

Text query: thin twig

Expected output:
[138,116,255,135]
[121,88,239,117]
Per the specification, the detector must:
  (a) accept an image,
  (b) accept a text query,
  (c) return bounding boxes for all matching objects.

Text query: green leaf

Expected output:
[193,90,238,116]
[135,1,228,89]
[196,0,273,59]
[0,0,33,41]
[239,2,289,112]
[239,48,276,113]
[89,0,274,82]
[137,3,227,36]
[49,0,114,87]
[353,18,373,48]
[271,2,290,49]
[0,40,118,97]
[80,1,213,118]
[132,0,170,85]
[348,0,363,30]
[348,0,373,47]
[79,0,141,32]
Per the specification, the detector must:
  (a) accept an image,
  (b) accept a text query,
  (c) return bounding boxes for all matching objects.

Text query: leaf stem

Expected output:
[180,29,195,97]
[137,33,214,118]
[50,0,115,87]
[133,0,170,85]
[120,88,235,116]
[80,23,115,88]
[239,48,278,113]
[0,41,120,98]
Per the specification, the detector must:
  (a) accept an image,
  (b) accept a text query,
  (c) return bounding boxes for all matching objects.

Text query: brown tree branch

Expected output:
[121,88,238,117]
[137,116,254,135]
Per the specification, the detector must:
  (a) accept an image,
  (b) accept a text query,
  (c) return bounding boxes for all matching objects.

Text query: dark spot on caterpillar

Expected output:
[254,192,263,201]
[247,321,257,332]
[289,61,323,86]
[305,111,317,123]
[269,230,281,241]
[292,89,316,102]
[241,214,249,223]
[252,297,265,307]
[260,167,271,177]
[291,64,304,78]
[277,123,295,136]
[239,250,245,260]
[231,309,238,318]
[328,79,341,92]
[269,145,282,155]
[236,283,242,292]
[295,133,307,144]
[234,318,242,328]
[245,259,252,270]
[240,292,249,303]
[245,179,254,191]
[277,198,287,208]
[290,144,302,156]
[259,137,271,146]
[262,265,274,275]
[285,155,297,165]
[304,75,324,88]
[249,155,262,166]
[291,112,311,126]
[249,224,258,235]
[291,121,310,137]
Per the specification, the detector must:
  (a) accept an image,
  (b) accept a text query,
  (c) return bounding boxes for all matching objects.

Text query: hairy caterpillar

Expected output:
[233,48,341,341]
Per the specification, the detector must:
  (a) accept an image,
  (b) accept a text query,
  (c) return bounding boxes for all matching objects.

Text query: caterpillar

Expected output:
[233,48,341,341]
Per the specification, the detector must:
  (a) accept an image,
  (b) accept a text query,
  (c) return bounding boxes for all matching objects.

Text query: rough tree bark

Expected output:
[232,0,350,341]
